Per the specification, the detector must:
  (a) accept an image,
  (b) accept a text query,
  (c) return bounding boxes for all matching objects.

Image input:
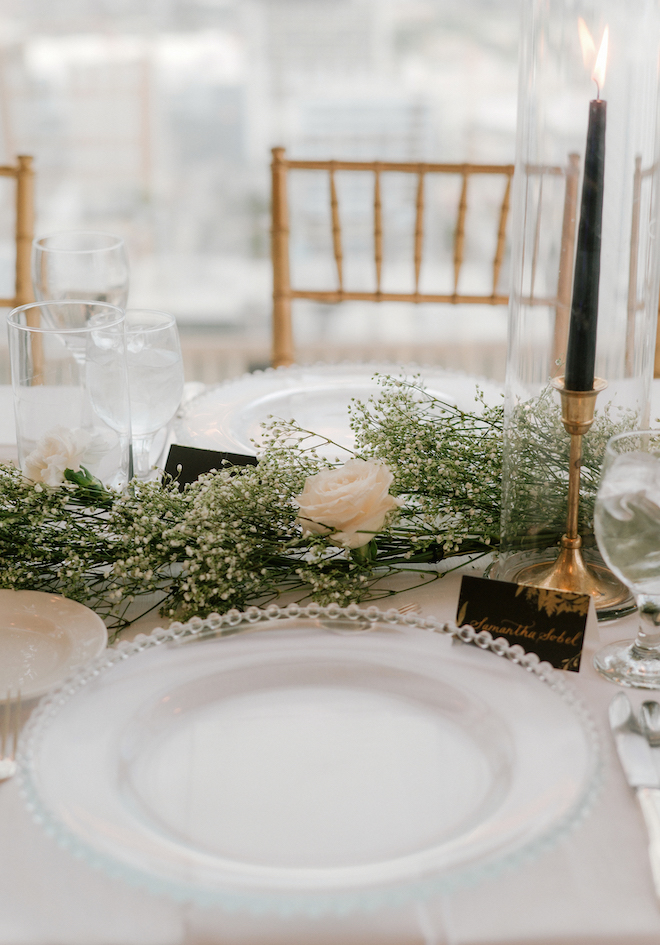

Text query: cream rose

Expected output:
[24,426,92,486]
[294,458,400,549]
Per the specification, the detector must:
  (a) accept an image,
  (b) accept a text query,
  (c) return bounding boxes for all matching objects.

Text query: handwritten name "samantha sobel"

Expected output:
[469,617,582,648]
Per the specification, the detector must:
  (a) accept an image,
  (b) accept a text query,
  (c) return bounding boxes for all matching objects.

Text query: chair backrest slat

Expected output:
[374,167,382,294]
[329,165,343,292]
[492,173,512,298]
[414,170,425,296]
[529,174,545,304]
[454,170,469,297]
[271,147,294,369]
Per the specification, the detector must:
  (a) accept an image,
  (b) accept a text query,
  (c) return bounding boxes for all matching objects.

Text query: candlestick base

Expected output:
[514,535,630,611]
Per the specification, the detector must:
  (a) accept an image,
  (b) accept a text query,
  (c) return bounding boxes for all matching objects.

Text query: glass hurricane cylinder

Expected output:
[8,301,132,489]
[494,0,660,607]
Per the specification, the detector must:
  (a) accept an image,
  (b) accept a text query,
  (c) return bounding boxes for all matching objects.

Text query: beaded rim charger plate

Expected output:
[172,363,503,459]
[19,605,601,916]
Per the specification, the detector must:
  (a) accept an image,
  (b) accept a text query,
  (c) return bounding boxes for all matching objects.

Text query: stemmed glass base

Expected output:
[594,594,660,689]
[594,641,660,689]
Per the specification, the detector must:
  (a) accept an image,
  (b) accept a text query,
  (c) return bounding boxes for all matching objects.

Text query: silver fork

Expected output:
[0,690,21,781]
[397,602,421,615]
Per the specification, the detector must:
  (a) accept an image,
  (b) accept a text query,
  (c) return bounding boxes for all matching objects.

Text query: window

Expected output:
[0,0,519,382]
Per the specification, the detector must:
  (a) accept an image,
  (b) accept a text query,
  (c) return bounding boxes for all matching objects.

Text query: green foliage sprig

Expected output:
[0,375,621,641]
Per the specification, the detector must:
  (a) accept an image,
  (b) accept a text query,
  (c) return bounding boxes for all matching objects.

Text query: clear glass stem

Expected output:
[131,435,156,480]
[632,595,660,656]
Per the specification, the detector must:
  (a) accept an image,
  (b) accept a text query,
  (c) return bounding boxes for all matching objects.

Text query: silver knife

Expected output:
[609,692,660,900]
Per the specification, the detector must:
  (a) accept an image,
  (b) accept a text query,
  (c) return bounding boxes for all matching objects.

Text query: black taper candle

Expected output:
[564,98,606,391]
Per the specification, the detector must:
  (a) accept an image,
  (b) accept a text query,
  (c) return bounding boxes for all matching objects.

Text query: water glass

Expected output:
[7,301,132,489]
[594,430,660,687]
[32,231,129,309]
[125,309,184,479]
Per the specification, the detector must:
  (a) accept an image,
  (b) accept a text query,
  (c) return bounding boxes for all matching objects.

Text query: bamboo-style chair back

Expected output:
[271,147,580,368]
[0,155,34,310]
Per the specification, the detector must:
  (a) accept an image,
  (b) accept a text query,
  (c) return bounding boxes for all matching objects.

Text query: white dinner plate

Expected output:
[0,589,107,699]
[173,363,503,458]
[20,605,600,915]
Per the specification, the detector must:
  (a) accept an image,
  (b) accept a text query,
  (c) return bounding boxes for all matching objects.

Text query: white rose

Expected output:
[294,458,400,549]
[24,426,92,486]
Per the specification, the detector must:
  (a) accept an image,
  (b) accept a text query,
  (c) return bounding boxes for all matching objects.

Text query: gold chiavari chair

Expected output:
[270,146,580,369]
[0,155,34,312]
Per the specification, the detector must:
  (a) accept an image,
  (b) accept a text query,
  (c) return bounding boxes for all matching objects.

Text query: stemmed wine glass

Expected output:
[32,231,129,309]
[594,429,660,687]
[124,309,184,479]
[31,231,130,369]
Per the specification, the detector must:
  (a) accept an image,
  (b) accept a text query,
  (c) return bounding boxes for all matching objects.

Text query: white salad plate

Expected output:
[0,589,107,699]
[20,605,600,915]
[173,363,502,458]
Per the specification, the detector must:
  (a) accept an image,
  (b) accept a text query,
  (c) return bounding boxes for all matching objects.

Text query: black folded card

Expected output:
[456,575,590,672]
[164,444,258,489]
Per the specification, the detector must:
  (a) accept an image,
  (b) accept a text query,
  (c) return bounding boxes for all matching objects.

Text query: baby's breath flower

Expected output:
[0,375,623,643]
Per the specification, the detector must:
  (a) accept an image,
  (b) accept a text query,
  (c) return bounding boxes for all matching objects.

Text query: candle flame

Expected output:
[578,18,596,69]
[577,19,608,98]
[593,26,608,96]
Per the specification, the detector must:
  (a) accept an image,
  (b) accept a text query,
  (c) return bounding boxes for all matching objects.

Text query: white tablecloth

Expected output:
[2,382,660,944]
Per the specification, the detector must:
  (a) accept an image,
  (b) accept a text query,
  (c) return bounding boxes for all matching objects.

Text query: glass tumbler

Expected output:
[7,301,132,489]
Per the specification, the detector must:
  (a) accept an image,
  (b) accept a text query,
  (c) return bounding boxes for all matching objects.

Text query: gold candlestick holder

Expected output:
[514,376,630,611]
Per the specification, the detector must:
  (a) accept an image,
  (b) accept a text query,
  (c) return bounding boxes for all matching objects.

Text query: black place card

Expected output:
[164,444,258,489]
[456,575,590,672]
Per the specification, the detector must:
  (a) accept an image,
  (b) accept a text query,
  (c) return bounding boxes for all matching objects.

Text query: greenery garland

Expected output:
[0,375,620,641]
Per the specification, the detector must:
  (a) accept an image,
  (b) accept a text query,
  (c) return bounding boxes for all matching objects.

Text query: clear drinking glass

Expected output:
[7,301,132,489]
[594,430,660,687]
[32,231,129,309]
[125,309,184,479]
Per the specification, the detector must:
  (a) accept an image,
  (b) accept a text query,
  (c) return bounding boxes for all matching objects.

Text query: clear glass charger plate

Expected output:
[19,605,601,916]
[172,363,503,459]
